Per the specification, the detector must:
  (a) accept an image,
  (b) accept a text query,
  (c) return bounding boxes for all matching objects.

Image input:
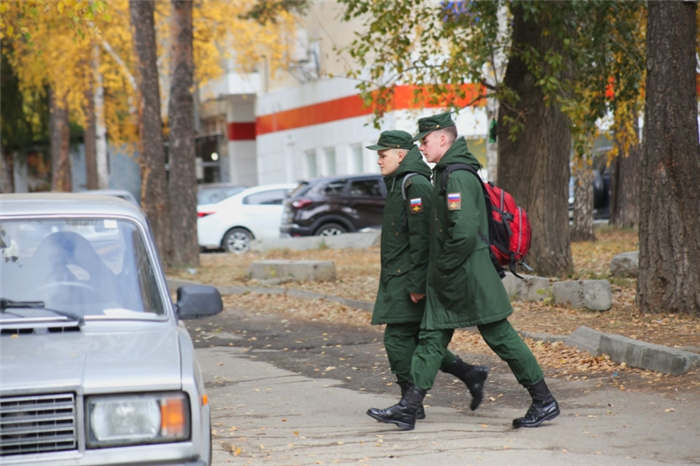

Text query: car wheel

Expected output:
[315,222,347,236]
[222,228,253,253]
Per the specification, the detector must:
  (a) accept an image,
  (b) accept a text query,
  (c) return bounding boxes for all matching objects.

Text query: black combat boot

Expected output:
[512,378,560,428]
[398,381,426,420]
[366,384,427,430]
[443,356,489,411]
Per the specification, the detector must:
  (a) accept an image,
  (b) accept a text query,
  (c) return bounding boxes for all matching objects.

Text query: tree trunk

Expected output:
[1,148,14,193]
[94,44,109,189]
[571,162,595,242]
[638,1,700,316]
[49,88,72,192]
[496,3,573,277]
[609,115,641,229]
[130,0,172,265]
[84,84,99,190]
[168,0,199,267]
[485,3,509,185]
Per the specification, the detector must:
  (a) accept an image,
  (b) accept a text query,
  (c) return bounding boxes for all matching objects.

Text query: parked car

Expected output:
[86,189,139,206]
[280,174,387,237]
[197,183,297,253]
[568,169,612,220]
[196,183,246,206]
[0,193,222,466]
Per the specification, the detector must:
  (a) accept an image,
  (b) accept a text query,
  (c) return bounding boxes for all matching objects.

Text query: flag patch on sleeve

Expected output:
[447,192,461,211]
[410,197,423,214]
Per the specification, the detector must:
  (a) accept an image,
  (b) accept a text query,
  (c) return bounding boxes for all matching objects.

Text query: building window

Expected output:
[350,145,363,174]
[324,147,336,176]
[305,150,317,178]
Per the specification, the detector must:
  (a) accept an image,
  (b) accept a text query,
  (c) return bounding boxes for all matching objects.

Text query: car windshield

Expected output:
[0,218,166,321]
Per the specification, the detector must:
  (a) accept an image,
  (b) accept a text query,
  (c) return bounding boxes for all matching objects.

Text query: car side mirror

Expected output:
[175,285,223,320]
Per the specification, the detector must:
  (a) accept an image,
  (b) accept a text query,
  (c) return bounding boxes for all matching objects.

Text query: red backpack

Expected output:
[439,164,532,279]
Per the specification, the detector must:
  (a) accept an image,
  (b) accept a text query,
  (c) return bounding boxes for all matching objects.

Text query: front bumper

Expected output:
[1,442,207,466]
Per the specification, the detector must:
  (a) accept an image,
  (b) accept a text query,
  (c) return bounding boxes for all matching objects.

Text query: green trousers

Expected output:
[410,318,544,390]
[384,322,457,384]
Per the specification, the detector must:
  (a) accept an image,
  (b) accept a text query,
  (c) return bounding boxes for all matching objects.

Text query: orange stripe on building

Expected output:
[256,84,484,136]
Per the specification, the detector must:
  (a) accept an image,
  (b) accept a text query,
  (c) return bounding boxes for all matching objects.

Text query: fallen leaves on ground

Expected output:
[173,227,700,390]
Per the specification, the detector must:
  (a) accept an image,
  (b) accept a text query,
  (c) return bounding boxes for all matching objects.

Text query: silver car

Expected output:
[0,193,222,466]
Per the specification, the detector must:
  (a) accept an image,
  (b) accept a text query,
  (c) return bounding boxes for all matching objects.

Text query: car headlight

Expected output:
[86,392,190,448]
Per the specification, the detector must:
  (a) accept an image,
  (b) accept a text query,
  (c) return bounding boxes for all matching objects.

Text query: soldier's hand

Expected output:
[410,293,425,303]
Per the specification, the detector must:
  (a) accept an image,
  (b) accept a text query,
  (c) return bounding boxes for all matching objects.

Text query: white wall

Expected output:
[255,78,489,184]
[226,99,258,186]
[256,114,385,184]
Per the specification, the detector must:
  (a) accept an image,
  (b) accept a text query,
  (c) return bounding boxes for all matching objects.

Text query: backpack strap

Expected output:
[400,173,426,227]
[401,173,418,204]
[438,163,491,243]
[439,163,509,278]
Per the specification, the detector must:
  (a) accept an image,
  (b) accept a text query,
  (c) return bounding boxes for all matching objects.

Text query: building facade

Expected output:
[197,1,490,187]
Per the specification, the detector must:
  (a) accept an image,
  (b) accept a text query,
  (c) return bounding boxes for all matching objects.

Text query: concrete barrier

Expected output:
[250,231,381,253]
[248,260,337,282]
[502,272,551,301]
[610,251,639,278]
[552,279,612,311]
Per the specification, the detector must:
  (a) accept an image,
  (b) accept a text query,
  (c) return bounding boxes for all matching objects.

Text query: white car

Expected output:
[197,183,297,253]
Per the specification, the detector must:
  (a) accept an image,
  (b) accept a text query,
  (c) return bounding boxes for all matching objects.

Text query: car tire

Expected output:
[314,222,347,236]
[222,227,253,253]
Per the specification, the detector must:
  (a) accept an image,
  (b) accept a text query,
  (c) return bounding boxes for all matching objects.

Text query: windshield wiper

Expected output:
[0,298,45,310]
[0,298,84,325]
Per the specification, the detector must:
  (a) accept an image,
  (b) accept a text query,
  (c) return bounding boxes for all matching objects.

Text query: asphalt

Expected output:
[185,302,700,465]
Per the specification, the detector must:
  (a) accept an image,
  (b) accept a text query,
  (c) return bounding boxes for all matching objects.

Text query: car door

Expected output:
[241,188,292,240]
[345,177,386,229]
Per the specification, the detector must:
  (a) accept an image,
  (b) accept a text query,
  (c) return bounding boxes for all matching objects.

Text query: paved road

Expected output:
[191,307,700,465]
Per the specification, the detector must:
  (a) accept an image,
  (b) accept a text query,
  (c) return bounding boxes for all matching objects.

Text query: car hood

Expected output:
[0,322,182,395]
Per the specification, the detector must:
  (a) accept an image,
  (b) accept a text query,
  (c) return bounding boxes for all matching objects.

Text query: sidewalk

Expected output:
[200,346,700,465]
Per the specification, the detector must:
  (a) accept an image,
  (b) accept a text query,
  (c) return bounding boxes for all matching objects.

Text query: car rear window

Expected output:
[197,186,245,205]
[348,179,383,198]
[288,182,311,198]
[243,189,290,205]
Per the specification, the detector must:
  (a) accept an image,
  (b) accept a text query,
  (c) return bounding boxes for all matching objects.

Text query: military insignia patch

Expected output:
[410,197,423,214]
[447,192,461,211]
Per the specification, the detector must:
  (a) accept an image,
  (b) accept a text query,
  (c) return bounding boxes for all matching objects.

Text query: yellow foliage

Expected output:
[3,0,298,144]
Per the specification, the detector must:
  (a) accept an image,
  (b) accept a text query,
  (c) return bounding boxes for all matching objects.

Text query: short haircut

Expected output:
[436,126,458,143]
[378,148,407,158]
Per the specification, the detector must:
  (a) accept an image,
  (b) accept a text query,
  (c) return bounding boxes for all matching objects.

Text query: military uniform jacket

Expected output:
[372,147,433,325]
[422,137,513,330]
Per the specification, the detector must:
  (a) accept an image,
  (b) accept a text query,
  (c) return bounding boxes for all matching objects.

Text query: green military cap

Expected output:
[410,111,456,142]
[366,130,415,151]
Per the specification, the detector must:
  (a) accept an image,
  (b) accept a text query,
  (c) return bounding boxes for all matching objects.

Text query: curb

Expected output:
[168,277,700,375]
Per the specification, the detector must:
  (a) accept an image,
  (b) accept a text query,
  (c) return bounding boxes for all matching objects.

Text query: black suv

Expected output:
[280,174,386,236]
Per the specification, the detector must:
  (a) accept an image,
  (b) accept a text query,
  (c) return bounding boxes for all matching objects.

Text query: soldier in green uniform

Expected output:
[368,114,560,431]
[365,130,489,421]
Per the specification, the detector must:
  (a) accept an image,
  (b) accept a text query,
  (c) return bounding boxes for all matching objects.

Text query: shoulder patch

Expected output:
[447,192,461,211]
[409,197,423,214]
